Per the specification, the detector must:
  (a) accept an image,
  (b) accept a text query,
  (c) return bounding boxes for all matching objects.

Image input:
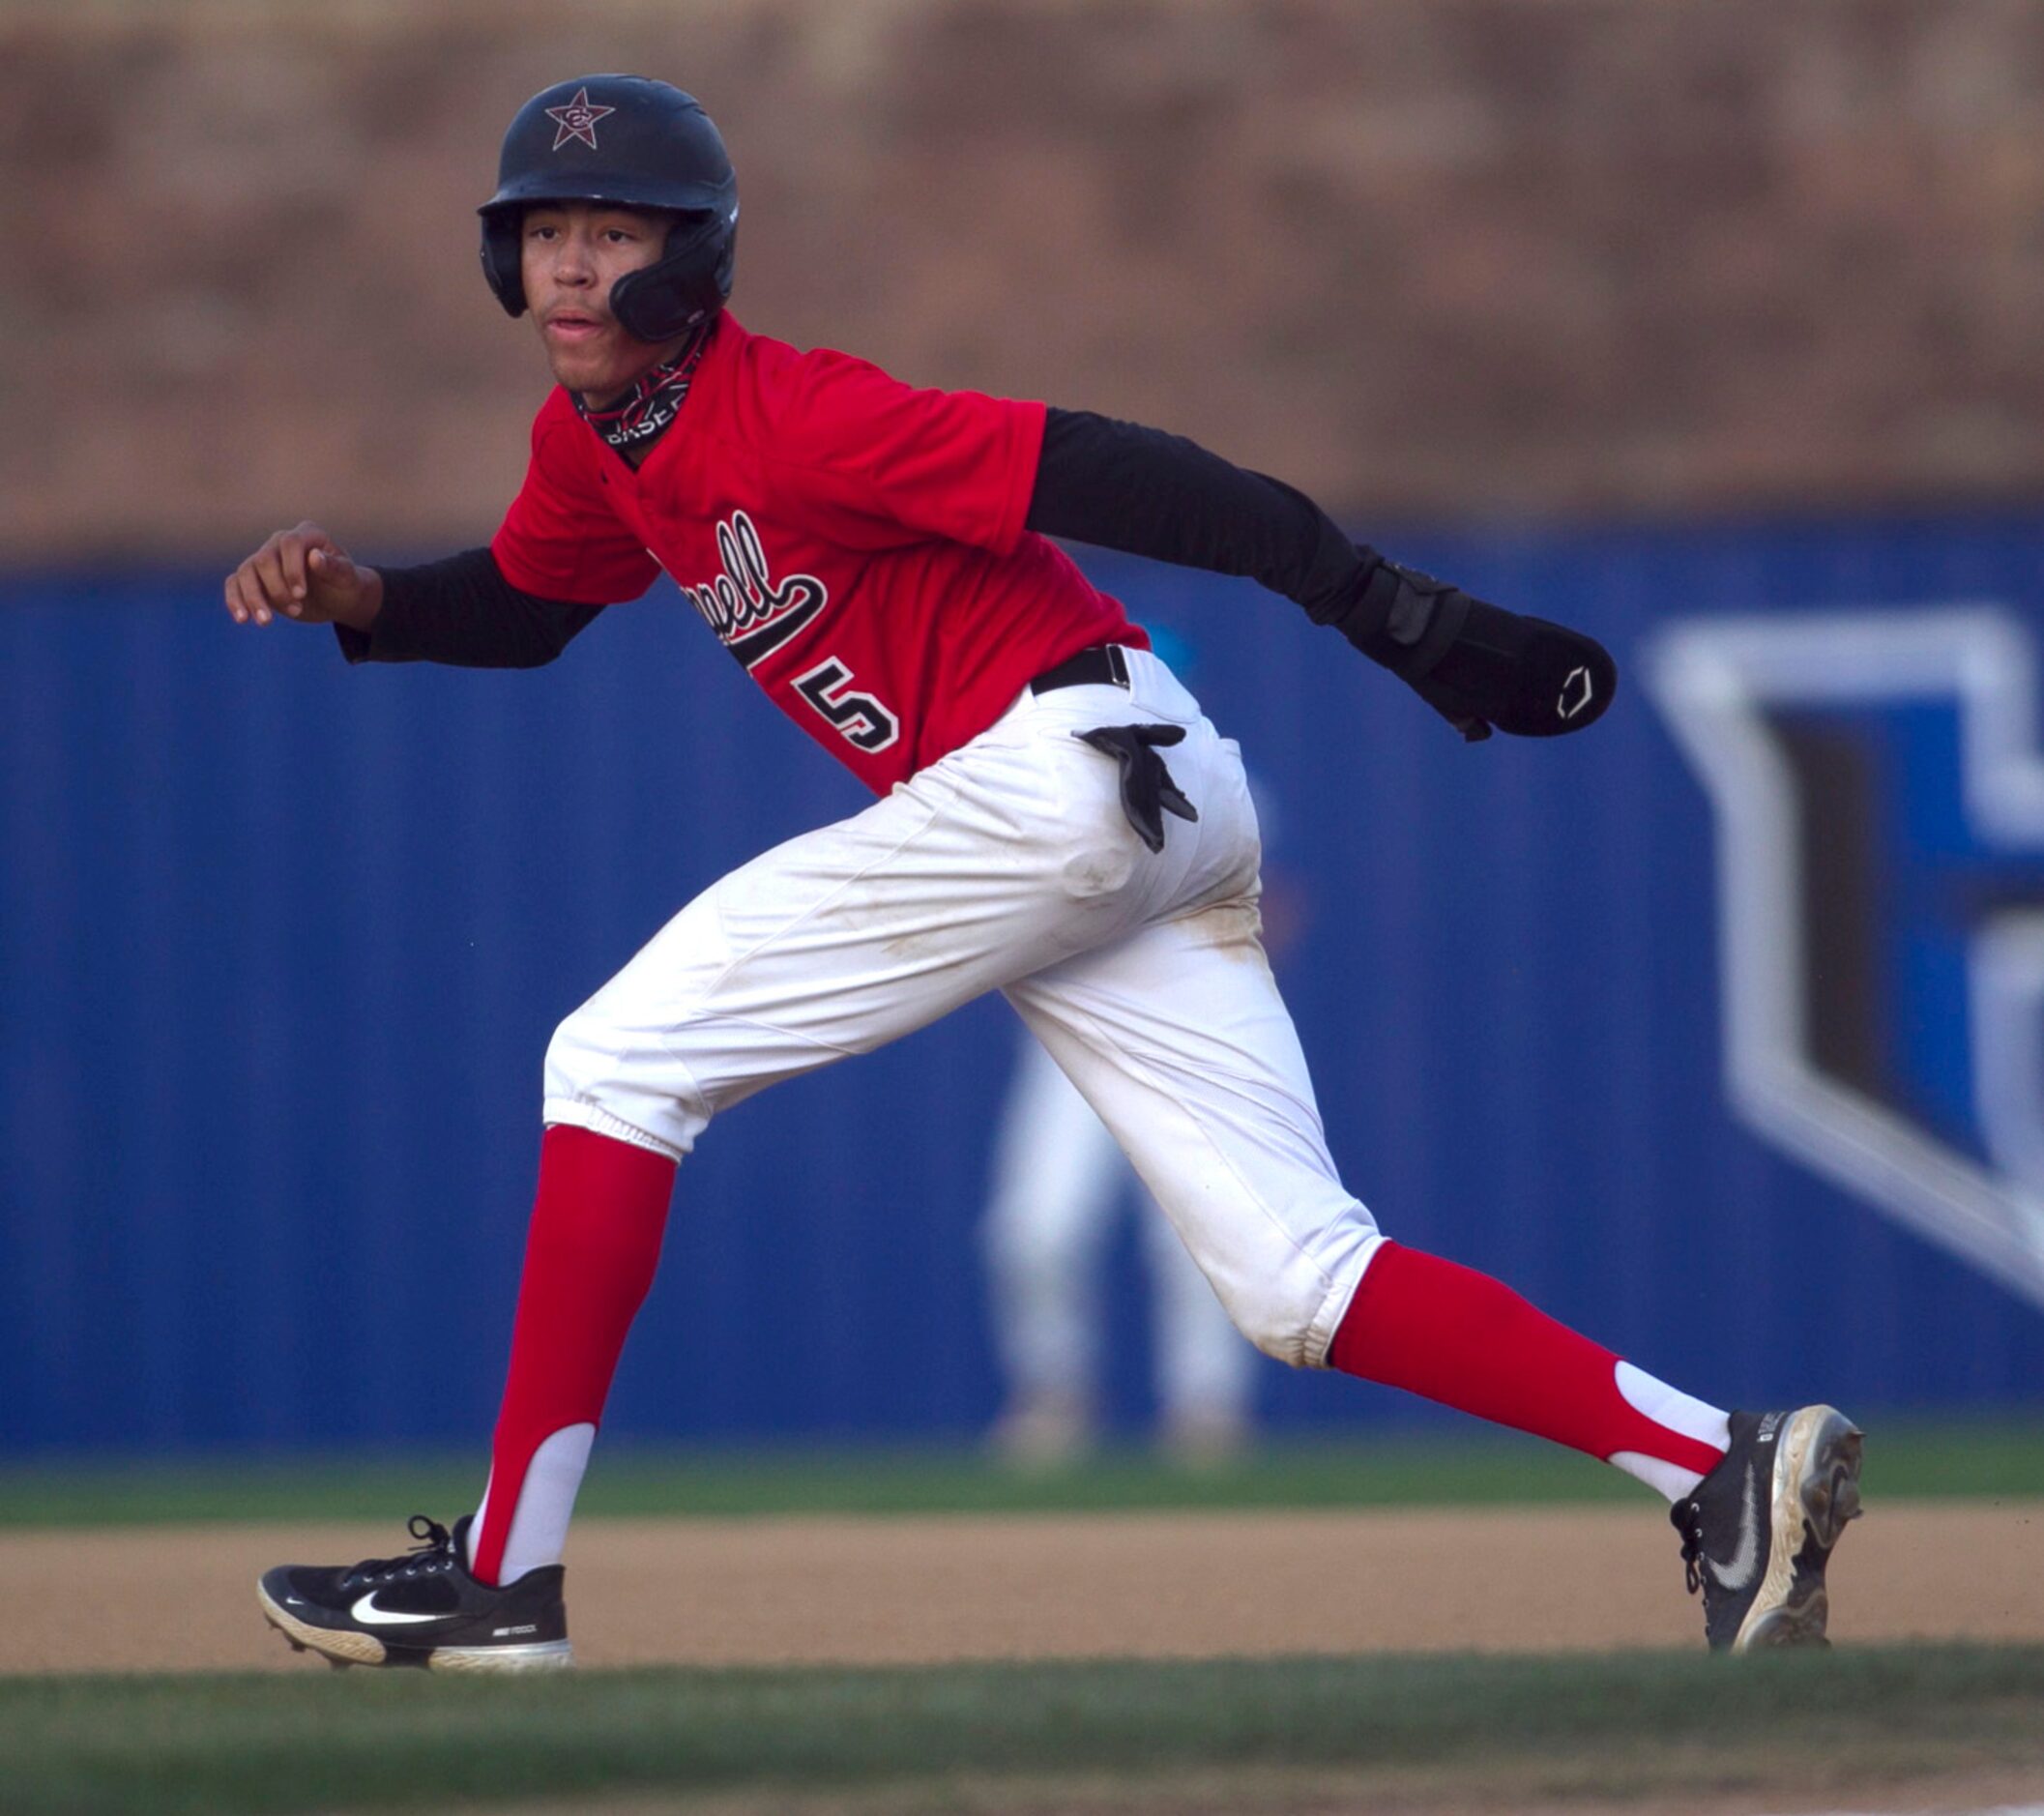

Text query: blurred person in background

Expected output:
[982,1033,1257,1465]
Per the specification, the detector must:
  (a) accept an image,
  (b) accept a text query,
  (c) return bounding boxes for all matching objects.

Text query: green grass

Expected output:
[6,1645,2042,1816]
[1,1414,2040,1527]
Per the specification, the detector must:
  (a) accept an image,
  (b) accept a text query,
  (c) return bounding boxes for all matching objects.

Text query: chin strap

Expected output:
[574,323,713,454]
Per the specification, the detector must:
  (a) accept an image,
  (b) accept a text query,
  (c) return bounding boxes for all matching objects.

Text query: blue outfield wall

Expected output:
[6,515,2044,1454]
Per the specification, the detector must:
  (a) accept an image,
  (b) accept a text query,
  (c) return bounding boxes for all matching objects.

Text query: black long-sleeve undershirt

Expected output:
[336,407,1385,669]
[1024,408,1377,628]
[333,547,601,667]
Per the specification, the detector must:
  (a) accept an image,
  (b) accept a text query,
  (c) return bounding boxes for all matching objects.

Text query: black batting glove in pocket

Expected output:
[1074,723,1200,853]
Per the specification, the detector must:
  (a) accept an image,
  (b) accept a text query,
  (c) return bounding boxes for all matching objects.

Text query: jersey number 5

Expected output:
[792,658,901,754]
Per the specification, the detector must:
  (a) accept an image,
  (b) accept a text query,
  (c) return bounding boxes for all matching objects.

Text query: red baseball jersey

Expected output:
[490,314,1149,792]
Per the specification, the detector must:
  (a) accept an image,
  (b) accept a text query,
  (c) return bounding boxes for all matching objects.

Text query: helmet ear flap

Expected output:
[480,212,527,317]
[607,208,737,341]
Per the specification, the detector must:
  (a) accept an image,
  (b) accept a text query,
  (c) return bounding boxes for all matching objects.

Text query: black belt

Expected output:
[1031,643,1131,695]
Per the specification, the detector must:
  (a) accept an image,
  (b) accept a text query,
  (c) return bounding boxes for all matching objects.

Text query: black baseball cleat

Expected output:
[258,1514,571,1673]
[1671,1406,1863,1654]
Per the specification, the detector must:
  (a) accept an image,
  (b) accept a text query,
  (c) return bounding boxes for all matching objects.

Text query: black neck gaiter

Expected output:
[575,322,713,457]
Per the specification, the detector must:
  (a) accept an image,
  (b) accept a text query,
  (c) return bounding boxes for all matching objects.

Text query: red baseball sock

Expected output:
[468,1125,677,1586]
[1329,1243,1727,1489]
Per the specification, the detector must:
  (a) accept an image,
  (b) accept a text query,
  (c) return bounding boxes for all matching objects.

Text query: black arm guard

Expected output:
[1323,553,1617,742]
[333,547,604,669]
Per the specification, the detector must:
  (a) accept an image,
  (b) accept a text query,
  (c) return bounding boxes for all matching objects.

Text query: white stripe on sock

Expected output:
[473,1422,597,1584]
[1609,1362,1731,1503]
[1615,1361,1732,1453]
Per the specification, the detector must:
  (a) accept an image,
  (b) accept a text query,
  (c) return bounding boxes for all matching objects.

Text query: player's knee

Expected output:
[1211,1278,1323,1370]
[541,1005,705,1160]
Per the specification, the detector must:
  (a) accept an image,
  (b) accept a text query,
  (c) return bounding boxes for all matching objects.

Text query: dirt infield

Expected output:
[1,1500,2038,1676]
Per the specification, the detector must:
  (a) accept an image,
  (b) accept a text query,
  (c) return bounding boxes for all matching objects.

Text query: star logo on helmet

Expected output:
[545,88,615,152]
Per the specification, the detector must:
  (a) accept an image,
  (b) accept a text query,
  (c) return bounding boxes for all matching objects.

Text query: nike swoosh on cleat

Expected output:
[1706,1466,1763,1594]
[349,1593,448,1626]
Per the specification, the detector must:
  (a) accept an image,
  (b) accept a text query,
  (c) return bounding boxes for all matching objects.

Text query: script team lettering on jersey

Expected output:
[675,511,830,669]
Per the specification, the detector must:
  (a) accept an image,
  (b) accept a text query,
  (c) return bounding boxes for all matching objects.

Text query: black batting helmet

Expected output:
[479,74,739,342]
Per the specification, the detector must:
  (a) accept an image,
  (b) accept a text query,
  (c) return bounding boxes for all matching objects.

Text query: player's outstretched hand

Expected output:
[224,521,382,632]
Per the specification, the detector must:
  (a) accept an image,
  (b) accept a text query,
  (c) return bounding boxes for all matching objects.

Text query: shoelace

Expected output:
[1670,1498,1707,1596]
[340,1514,456,1588]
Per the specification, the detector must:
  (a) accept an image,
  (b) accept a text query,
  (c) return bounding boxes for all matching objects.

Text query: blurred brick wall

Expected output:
[7,0,2044,558]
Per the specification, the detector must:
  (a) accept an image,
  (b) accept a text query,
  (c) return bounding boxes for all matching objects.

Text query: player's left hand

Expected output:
[1330,555,1616,742]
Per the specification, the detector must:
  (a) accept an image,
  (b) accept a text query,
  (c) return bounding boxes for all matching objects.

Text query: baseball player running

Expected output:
[236,75,1860,1671]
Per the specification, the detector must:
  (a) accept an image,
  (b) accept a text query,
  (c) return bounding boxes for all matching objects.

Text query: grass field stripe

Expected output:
[2,1419,2042,1528]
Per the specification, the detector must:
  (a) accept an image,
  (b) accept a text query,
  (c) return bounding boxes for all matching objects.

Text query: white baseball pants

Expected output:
[542,649,1384,1367]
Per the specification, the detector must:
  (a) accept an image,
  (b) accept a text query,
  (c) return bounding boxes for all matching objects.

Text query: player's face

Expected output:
[521,203,686,402]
